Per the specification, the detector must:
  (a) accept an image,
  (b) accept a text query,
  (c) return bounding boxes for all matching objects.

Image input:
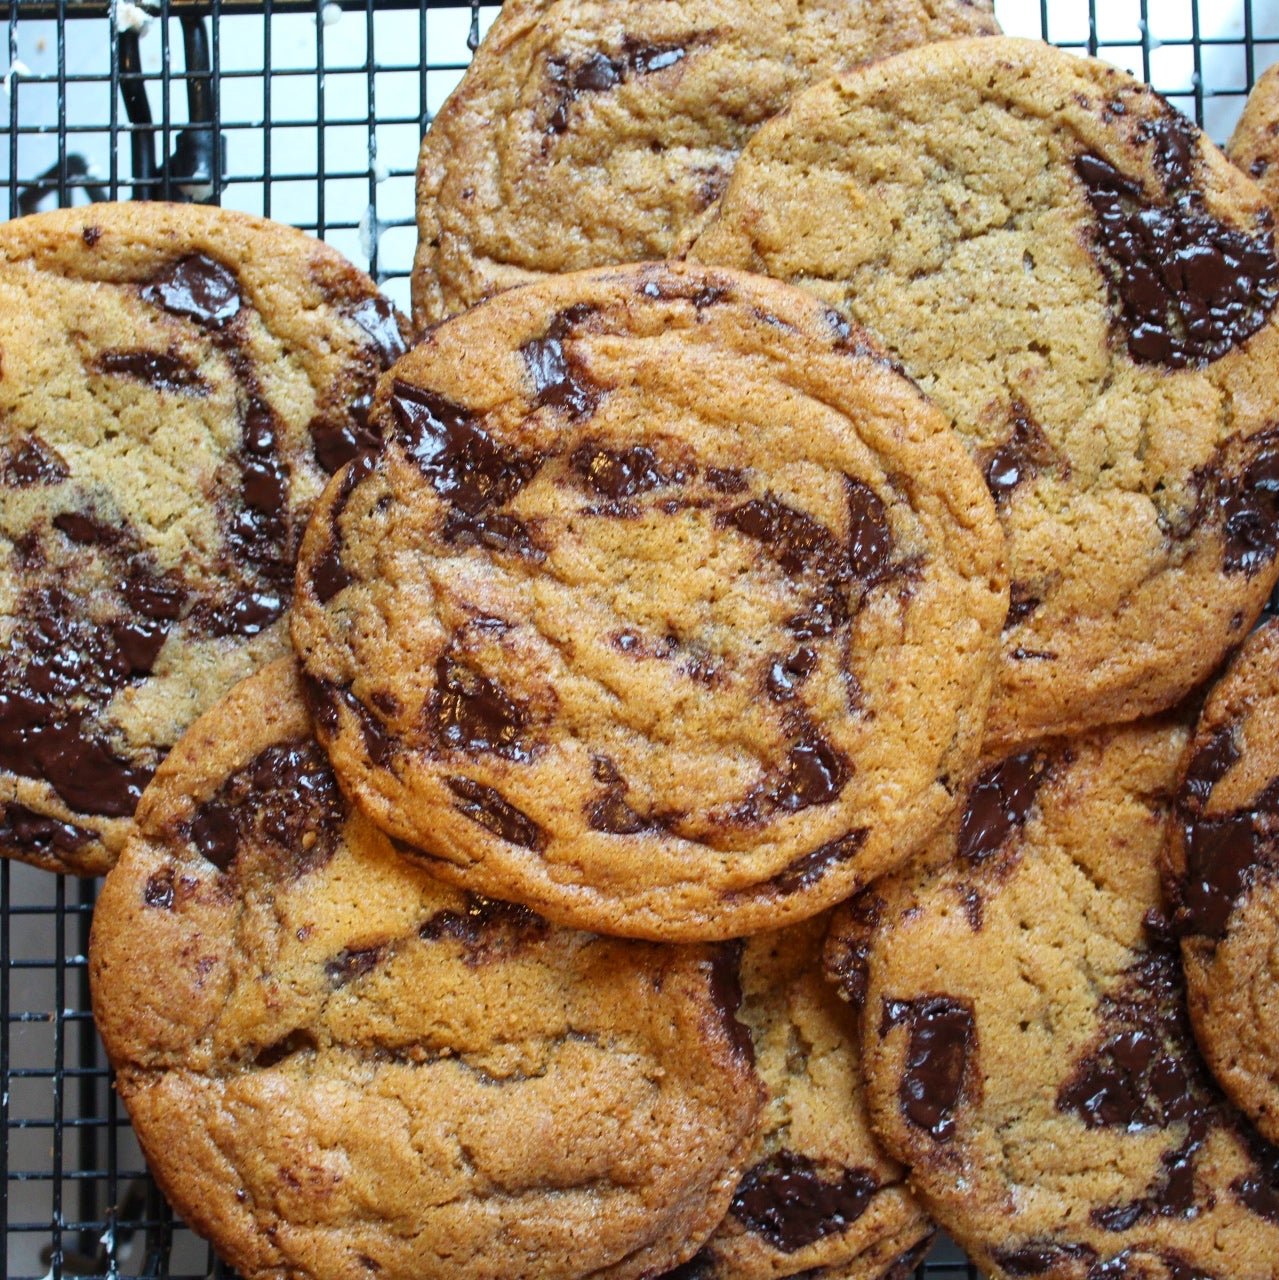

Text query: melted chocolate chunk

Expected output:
[347,294,408,367]
[140,254,242,328]
[444,776,546,850]
[586,755,652,834]
[52,512,121,547]
[93,349,208,396]
[983,404,1057,506]
[1089,1118,1210,1230]
[143,867,175,909]
[1217,430,1279,577]
[722,493,844,578]
[880,996,977,1142]
[311,681,395,768]
[311,451,375,605]
[520,306,606,419]
[82,225,102,247]
[638,278,729,310]
[325,944,386,986]
[3,436,69,487]
[570,442,684,499]
[846,477,893,579]
[0,584,174,816]
[767,827,867,895]
[730,1151,878,1253]
[786,590,848,640]
[0,802,93,856]
[994,1243,1098,1275]
[309,412,380,475]
[545,39,690,134]
[708,941,755,1066]
[418,892,547,963]
[1005,582,1042,630]
[1058,949,1206,1137]
[705,466,748,494]
[123,571,186,621]
[655,1251,714,1280]
[1075,143,1279,368]
[957,751,1050,864]
[390,381,542,529]
[775,724,850,812]
[766,646,817,701]
[181,740,345,875]
[1176,775,1279,939]
[429,655,530,760]
[1183,726,1240,803]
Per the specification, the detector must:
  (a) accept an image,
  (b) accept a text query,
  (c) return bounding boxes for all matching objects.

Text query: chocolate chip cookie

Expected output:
[691,37,1279,748]
[0,203,407,875]
[90,657,763,1280]
[827,718,1279,1279]
[1229,65,1279,210]
[291,262,1009,941]
[1164,618,1279,1146]
[669,916,932,1280]
[410,0,999,327]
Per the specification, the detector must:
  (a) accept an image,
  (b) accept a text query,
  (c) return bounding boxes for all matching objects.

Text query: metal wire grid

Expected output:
[0,0,1274,1274]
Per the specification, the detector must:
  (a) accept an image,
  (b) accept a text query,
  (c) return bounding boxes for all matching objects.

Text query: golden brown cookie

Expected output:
[826,718,1279,1280]
[667,916,933,1280]
[1165,618,1279,1145]
[1229,64,1279,209]
[691,37,1279,748]
[0,203,407,874]
[291,262,1008,941]
[90,658,764,1280]
[410,0,999,327]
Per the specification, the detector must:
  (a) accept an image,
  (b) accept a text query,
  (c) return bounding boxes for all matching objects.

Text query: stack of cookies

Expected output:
[3,2,1279,1277]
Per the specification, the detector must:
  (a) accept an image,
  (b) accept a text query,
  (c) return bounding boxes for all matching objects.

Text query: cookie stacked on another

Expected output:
[290,261,1009,941]
[691,37,1279,747]
[0,203,407,874]
[411,0,1000,325]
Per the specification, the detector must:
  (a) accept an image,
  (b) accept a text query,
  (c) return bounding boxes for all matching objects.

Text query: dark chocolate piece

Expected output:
[983,404,1057,506]
[429,655,530,761]
[311,451,375,604]
[52,512,121,546]
[418,892,546,964]
[0,802,93,856]
[143,867,175,909]
[730,1150,878,1252]
[846,477,892,579]
[325,944,386,986]
[705,466,748,494]
[1183,726,1240,803]
[957,751,1050,864]
[994,1242,1098,1275]
[1075,143,1279,368]
[775,723,850,812]
[444,776,546,850]
[826,889,884,1008]
[721,493,844,579]
[570,442,684,499]
[586,755,653,835]
[3,436,69,487]
[766,827,867,895]
[1005,582,1042,630]
[181,739,346,876]
[520,305,606,419]
[545,39,691,134]
[93,349,208,395]
[347,294,408,367]
[390,380,542,521]
[766,646,817,701]
[707,941,755,1066]
[1217,430,1279,577]
[140,253,242,328]
[880,995,977,1141]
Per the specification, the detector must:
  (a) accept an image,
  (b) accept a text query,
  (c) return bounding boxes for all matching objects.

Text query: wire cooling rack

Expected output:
[0,0,1276,1275]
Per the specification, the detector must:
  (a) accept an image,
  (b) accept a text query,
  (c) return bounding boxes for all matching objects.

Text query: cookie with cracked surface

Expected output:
[291,262,1008,941]
[410,0,999,327]
[1164,618,1279,1146]
[826,717,1279,1280]
[691,37,1279,749]
[1228,65,1279,210]
[89,657,763,1280]
[0,203,407,875]
[661,915,933,1279]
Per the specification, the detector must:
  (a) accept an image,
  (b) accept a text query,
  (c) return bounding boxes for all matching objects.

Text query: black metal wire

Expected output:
[0,1,1266,1275]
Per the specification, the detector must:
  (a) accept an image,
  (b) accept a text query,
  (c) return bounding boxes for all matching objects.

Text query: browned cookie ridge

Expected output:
[826,718,1279,1280]
[662,916,932,1280]
[0,203,408,875]
[90,658,764,1280]
[291,262,1008,941]
[1164,618,1279,1146]
[410,0,999,327]
[692,37,1279,748]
